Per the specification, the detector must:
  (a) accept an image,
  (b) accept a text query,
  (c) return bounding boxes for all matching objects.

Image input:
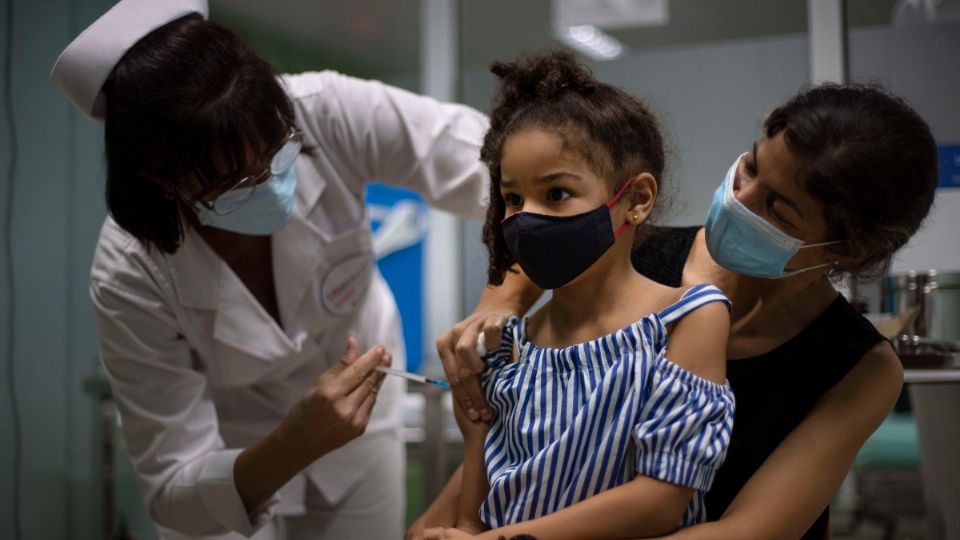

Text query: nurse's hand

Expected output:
[438,310,509,423]
[236,338,390,513]
[283,337,391,457]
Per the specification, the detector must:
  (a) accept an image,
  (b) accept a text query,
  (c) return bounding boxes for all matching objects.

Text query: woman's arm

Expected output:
[407,465,465,539]
[655,341,903,540]
[437,475,694,540]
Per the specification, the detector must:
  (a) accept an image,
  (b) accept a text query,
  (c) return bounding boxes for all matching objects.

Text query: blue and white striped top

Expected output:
[479,284,735,528]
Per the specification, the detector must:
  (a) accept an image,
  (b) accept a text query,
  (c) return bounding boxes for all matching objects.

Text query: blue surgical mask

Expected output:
[705,155,839,278]
[195,163,297,236]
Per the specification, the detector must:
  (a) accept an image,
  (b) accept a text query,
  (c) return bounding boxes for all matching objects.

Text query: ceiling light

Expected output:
[555,24,624,61]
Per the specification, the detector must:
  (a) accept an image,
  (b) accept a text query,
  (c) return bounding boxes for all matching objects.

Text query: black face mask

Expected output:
[501,180,633,290]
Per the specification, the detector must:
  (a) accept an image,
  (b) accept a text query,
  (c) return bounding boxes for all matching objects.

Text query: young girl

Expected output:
[424,51,735,540]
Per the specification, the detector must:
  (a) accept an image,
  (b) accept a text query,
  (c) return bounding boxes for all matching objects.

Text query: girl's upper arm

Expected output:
[664,301,731,385]
[695,341,903,540]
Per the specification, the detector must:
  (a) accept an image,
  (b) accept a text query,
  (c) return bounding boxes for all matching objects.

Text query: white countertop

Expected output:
[904,369,960,384]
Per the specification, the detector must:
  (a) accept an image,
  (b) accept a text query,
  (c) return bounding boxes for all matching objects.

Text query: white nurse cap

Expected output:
[50,0,209,123]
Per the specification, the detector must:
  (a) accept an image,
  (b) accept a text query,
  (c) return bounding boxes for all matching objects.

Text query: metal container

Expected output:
[883,270,960,344]
[925,271,960,343]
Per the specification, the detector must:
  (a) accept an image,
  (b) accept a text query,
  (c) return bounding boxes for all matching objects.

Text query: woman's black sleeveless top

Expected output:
[632,226,884,539]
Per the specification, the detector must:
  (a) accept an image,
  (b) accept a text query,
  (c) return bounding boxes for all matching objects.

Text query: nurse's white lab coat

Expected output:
[90,71,488,537]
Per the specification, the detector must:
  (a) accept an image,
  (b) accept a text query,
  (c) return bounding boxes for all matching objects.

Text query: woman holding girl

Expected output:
[419,51,939,539]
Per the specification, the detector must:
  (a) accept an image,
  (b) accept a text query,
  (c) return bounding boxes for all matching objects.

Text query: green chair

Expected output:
[847,411,922,540]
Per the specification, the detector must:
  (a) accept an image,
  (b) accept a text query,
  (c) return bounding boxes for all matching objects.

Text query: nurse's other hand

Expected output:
[283,337,390,458]
[438,311,509,423]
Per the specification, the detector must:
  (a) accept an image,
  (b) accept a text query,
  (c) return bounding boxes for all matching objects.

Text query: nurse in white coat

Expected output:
[50,1,489,538]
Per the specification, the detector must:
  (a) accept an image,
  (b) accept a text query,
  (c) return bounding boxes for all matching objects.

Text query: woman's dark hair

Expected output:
[764,83,938,279]
[481,50,665,285]
[102,15,295,253]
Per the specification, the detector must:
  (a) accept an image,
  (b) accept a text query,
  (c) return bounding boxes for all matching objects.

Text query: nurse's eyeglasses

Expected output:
[192,129,303,215]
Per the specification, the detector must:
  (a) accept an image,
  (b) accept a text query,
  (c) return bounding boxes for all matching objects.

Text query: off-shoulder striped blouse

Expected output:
[479,284,735,528]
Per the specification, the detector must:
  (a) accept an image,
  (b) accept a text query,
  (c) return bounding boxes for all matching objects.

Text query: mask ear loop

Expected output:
[608,177,636,239]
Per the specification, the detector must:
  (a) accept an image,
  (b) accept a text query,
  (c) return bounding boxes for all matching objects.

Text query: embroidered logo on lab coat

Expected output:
[321,253,373,315]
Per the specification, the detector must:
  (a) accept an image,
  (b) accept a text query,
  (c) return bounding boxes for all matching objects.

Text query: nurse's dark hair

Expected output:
[764,83,938,279]
[481,50,665,285]
[101,14,295,253]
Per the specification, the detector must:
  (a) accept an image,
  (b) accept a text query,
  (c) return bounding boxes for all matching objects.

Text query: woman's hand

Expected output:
[280,337,390,459]
[452,376,491,444]
[438,309,510,423]
[439,268,542,424]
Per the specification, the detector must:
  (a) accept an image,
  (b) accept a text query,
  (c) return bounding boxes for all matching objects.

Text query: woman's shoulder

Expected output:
[833,343,904,437]
[836,340,903,410]
[808,341,903,445]
[857,340,904,382]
